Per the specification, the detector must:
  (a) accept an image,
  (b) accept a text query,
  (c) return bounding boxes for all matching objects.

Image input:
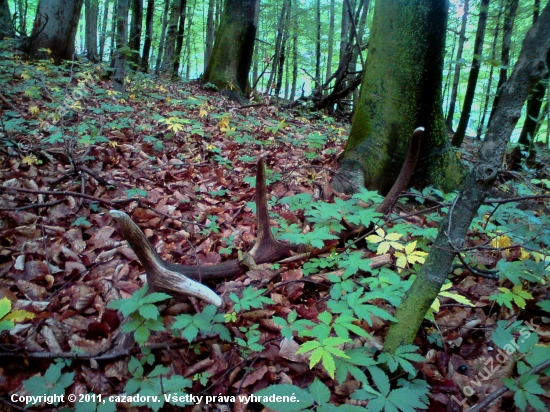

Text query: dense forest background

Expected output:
[3,0,549,141]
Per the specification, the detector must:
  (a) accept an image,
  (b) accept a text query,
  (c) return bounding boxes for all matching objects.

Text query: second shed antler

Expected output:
[110,128,424,306]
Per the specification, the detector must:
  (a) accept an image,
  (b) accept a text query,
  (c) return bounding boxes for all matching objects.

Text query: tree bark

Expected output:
[204,0,215,72]
[452,0,491,147]
[172,0,187,77]
[202,0,259,94]
[155,0,170,75]
[384,0,550,354]
[325,0,335,86]
[315,0,321,87]
[128,0,143,68]
[331,0,463,195]
[112,0,130,93]
[99,0,111,61]
[84,0,99,62]
[289,17,298,100]
[160,0,180,74]
[446,0,469,130]
[140,0,155,71]
[24,0,85,63]
[0,0,15,40]
[275,0,291,97]
[265,0,290,95]
[489,0,519,124]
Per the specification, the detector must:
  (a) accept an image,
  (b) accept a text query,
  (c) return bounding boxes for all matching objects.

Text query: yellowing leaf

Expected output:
[29,106,40,115]
[519,248,531,260]
[4,309,35,322]
[21,71,31,80]
[199,107,208,118]
[218,115,230,130]
[22,155,37,166]
[206,144,216,151]
[109,141,118,148]
[129,94,136,99]
[385,232,403,241]
[405,240,417,255]
[490,234,511,249]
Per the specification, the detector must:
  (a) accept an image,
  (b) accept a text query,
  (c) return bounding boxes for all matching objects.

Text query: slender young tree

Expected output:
[446,0,469,130]
[489,0,519,122]
[315,0,321,87]
[452,0,491,147]
[202,0,260,95]
[172,0,188,77]
[140,0,155,71]
[265,0,290,94]
[155,0,171,75]
[84,0,99,62]
[275,0,291,97]
[113,0,130,93]
[99,0,112,61]
[289,15,298,100]
[23,0,84,62]
[160,0,181,74]
[0,0,15,40]
[128,0,143,68]
[204,0,215,72]
[331,0,463,194]
[325,0,335,85]
[15,0,27,34]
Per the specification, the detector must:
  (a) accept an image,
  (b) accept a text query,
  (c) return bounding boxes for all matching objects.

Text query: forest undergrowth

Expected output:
[0,52,549,412]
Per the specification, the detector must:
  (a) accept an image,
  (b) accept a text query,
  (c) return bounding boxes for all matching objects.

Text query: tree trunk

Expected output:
[155,0,170,75]
[160,0,180,74]
[24,0,85,63]
[112,0,130,93]
[331,0,463,195]
[265,0,290,95]
[452,0,491,147]
[0,0,15,40]
[128,0,143,68]
[16,0,26,34]
[489,0,519,123]
[99,0,111,61]
[315,0,321,87]
[172,0,187,77]
[446,0,469,130]
[289,18,298,100]
[339,0,351,64]
[384,1,550,354]
[202,0,259,94]
[275,0,291,97]
[518,53,549,145]
[518,0,547,146]
[140,0,155,71]
[204,0,215,72]
[109,0,117,60]
[84,0,99,62]
[476,0,502,139]
[325,0,335,87]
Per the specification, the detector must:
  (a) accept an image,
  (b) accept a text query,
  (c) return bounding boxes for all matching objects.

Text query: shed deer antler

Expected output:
[109,157,294,306]
[110,128,424,306]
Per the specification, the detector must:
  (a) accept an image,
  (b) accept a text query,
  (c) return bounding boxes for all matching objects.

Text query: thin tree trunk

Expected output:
[325,0,335,87]
[155,0,170,75]
[16,0,26,33]
[113,0,130,93]
[476,0,503,139]
[443,30,457,115]
[315,0,321,87]
[128,0,143,68]
[84,0,99,62]
[275,0,291,97]
[339,0,351,64]
[446,0,470,131]
[172,0,187,77]
[452,0,491,147]
[289,17,298,100]
[140,0,154,71]
[161,0,180,74]
[265,0,290,94]
[99,0,111,61]
[109,1,117,60]
[489,0,519,123]
[205,0,215,72]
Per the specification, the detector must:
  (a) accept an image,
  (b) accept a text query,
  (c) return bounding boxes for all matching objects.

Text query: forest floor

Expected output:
[0,54,549,412]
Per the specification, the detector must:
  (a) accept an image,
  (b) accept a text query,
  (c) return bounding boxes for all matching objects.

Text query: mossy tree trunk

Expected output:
[24,0,84,63]
[202,0,259,94]
[331,0,463,195]
[0,0,15,40]
[384,1,550,354]
[112,0,130,93]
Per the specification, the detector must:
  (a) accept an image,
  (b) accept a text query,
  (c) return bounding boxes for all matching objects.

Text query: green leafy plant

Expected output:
[0,297,34,332]
[106,285,170,345]
[229,286,273,312]
[171,304,230,341]
[23,360,74,407]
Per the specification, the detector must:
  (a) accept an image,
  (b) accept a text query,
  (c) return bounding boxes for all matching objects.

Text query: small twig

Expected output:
[0,92,19,112]
[0,199,64,211]
[454,252,499,279]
